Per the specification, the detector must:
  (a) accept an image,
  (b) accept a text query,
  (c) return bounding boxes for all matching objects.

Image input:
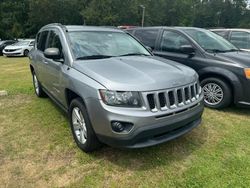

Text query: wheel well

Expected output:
[199,73,234,98]
[65,89,84,107]
[30,65,34,73]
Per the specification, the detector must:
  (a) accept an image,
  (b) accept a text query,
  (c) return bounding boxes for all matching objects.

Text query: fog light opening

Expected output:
[111,121,133,133]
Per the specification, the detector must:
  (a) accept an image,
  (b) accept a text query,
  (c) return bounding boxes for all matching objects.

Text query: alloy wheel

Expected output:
[203,83,224,106]
[72,107,87,144]
[33,74,40,95]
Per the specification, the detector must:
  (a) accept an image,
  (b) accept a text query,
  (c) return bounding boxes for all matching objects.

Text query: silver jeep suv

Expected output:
[29,23,204,152]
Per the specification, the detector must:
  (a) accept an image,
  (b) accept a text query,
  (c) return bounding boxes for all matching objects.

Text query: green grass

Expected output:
[0,56,249,187]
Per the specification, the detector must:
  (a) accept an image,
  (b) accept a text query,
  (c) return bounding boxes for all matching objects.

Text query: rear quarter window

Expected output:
[133,29,159,49]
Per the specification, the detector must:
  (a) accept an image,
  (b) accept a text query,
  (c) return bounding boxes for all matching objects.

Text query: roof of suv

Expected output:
[211,28,250,32]
[126,26,207,32]
[41,23,123,33]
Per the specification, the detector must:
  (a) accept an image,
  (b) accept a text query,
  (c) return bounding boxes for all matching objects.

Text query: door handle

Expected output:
[43,60,48,64]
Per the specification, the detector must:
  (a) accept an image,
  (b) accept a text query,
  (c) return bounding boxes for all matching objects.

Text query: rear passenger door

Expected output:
[43,29,65,102]
[133,29,159,50]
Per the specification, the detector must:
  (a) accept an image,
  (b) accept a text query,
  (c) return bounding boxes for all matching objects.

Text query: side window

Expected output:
[230,31,250,49]
[134,29,158,49]
[160,31,190,53]
[47,30,62,52]
[37,31,49,52]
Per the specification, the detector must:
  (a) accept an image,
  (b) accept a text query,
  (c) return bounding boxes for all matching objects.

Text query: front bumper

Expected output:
[85,96,204,148]
[3,49,23,56]
[235,78,250,108]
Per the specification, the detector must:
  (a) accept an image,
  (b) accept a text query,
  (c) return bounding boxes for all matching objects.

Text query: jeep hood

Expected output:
[73,56,197,91]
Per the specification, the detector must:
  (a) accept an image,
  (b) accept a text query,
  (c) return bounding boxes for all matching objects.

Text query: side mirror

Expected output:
[44,48,61,60]
[180,45,195,55]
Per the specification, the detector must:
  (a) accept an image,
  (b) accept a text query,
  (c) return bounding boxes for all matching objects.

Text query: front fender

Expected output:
[198,67,243,103]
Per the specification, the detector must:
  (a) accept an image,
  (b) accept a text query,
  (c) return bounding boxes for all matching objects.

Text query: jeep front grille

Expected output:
[144,82,201,112]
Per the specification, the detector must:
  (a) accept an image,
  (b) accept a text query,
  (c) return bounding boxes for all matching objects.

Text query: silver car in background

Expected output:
[3,39,34,57]
[29,23,204,152]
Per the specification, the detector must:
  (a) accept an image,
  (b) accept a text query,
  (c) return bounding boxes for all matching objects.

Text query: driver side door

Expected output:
[154,30,199,70]
[43,29,65,103]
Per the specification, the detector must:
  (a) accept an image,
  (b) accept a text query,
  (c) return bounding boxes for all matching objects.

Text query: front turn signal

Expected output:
[245,68,250,79]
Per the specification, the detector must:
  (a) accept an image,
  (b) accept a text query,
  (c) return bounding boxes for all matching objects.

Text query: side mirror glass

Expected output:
[44,48,62,60]
[180,45,195,55]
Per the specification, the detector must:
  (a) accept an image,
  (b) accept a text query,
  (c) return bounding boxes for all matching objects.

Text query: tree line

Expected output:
[0,0,250,39]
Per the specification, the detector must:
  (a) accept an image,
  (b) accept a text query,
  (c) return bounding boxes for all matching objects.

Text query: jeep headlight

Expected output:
[99,90,141,107]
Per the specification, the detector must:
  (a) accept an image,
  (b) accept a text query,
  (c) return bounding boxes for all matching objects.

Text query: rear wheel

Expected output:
[201,77,232,109]
[32,71,47,97]
[69,98,102,152]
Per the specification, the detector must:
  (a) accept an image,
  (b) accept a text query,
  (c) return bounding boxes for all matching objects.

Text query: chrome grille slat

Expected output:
[145,82,201,112]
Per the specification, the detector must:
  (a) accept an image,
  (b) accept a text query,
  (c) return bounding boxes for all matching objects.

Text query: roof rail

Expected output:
[42,23,68,31]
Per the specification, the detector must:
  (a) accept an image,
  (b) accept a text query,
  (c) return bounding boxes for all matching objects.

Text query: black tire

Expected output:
[24,49,29,57]
[201,77,232,109]
[32,71,47,97]
[69,98,102,152]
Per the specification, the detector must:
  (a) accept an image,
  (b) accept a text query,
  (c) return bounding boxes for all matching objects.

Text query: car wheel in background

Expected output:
[201,77,232,109]
[24,49,29,57]
[32,71,47,97]
[69,98,102,152]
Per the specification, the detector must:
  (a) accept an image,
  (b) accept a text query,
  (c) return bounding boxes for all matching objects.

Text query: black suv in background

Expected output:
[127,27,250,109]
[0,40,17,55]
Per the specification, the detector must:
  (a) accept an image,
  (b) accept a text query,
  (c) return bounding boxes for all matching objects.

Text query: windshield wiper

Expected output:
[76,55,114,60]
[205,49,227,53]
[224,49,239,52]
[119,53,150,57]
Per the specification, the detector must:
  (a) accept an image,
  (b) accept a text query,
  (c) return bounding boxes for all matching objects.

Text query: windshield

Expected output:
[68,31,151,59]
[13,41,30,46]
[183,29,238,53]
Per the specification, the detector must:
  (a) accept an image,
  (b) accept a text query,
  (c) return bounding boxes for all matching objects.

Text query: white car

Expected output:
[3,40,35,57]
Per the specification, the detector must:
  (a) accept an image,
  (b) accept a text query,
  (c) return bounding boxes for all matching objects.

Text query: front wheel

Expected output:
[24,49,29,57]
[32,71,47,97]
[201,77,232,109]
[69,98,102,152]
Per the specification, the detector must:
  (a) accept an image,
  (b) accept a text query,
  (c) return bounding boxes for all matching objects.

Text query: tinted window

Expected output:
[47,30,62,52]
[134,29,158,49]
[160,30,190,53]
[37,31,49,51]
[230,31,250,49]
